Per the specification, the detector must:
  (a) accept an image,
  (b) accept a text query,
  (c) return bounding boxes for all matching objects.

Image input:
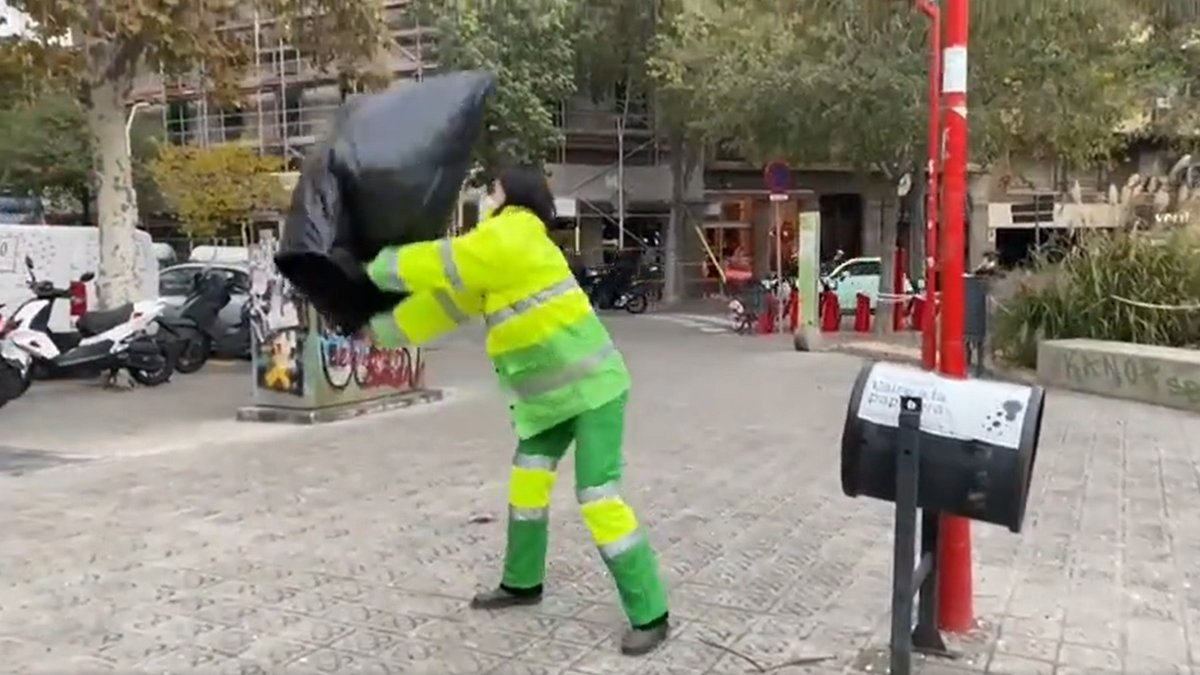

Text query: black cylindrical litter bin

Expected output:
[840,362,1045,533]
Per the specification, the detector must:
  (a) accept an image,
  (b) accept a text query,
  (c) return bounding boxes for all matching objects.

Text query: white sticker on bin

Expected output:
[855,362,1034,450]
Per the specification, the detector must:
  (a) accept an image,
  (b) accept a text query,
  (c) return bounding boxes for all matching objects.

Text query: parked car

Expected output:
[0,195,44,224]
[157,262,251,358]
[823,256,915,313]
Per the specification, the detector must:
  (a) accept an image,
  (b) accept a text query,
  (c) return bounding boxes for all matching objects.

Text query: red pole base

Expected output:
[820,292,841,332]
[937,514,974,632]
[853,294,871,332]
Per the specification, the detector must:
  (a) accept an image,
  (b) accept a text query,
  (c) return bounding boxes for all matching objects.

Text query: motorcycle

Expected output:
[611,282,650,314]
[3,256,176,388]
[158,270,248,374]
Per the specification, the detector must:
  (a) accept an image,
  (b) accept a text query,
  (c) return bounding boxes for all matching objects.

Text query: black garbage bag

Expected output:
[275,70,497,334]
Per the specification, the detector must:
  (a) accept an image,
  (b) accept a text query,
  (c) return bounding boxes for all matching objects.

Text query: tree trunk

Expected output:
[78,187,93,226]
[86,75,140,309]
[664,129,686,305]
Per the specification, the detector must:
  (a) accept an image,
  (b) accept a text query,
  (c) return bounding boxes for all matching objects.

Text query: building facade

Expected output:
[128,0,1144,298]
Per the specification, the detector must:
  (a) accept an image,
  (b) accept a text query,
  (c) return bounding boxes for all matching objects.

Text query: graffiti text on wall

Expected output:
[316,315,423,391]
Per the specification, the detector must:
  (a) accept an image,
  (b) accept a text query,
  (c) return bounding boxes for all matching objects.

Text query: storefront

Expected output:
[700,189,814,287]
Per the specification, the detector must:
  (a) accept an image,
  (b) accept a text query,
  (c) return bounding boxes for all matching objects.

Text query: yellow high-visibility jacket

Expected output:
[366,206,630,438]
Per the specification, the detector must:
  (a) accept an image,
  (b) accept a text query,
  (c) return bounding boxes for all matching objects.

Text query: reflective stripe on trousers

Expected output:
[577,480,643,560]
[508,452,558,522]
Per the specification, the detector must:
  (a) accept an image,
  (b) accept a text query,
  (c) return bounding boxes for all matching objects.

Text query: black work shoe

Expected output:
[468,586,543,610]
[620,619,670,656]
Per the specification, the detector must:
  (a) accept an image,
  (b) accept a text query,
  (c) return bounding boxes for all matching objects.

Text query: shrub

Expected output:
[990,229,1200,369]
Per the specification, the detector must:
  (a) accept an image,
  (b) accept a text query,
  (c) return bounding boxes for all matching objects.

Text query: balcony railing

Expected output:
[555,107,654,135]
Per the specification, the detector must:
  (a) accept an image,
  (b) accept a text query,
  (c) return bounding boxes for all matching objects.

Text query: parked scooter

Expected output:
[0,303,25,408]
[158,269,248,374]
[2,256,175,389]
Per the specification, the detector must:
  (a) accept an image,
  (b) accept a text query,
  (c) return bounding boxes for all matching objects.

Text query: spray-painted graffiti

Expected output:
[249,232,308,397]
[248,231,425,398]
[315,313,423,391]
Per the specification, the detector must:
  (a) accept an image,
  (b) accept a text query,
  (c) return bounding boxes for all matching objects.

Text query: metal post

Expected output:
[936,0,974,633]
[125,101,148,156]
[916,0,941,371]
[891,395,950,675]
[617,117,626,252]
[278,36,288,159]
[253,10,264,155]
[773,199,784,332]
[890,396,923,675]
[913,508,947,653]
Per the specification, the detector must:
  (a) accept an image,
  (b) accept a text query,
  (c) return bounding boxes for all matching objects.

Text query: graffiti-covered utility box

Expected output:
[237,232,442,424]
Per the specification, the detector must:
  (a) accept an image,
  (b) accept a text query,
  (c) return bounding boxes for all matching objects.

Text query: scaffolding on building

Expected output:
[151,0,430,165]
[135,1,673,268]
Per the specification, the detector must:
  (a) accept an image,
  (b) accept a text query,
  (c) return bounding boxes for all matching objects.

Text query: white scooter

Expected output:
[0,303,26,408]
[0,256,176,400]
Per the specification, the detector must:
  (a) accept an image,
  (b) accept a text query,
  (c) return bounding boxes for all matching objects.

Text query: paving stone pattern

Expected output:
[0,317,1197,674]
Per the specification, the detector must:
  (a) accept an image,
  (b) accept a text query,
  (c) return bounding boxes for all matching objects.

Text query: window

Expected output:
[842,260,881,278]
[159,267,198,295]
[226,270,251,293]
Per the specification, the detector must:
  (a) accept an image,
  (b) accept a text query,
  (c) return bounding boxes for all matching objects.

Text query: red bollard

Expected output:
[820,292,840,332]
[853,293,871,332]
[788,288,800,332]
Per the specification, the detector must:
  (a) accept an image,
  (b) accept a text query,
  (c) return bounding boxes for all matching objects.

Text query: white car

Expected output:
[824,256,916,313]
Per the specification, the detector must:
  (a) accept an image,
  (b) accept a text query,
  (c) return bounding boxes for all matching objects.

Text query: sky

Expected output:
[0,1,29,38]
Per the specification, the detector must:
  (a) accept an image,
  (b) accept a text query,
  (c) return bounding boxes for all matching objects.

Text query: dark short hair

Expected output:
[494,165,556,226]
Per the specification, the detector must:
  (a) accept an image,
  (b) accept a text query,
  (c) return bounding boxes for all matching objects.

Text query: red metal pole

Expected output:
[936,0,974,633]
[916,0,941,371]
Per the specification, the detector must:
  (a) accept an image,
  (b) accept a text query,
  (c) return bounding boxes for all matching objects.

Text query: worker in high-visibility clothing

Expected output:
[363,166,670,655]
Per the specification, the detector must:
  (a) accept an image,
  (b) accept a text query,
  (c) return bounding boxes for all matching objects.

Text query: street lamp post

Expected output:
[125,101,149,156]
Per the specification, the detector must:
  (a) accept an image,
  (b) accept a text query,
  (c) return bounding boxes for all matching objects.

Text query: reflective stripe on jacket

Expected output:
[369,289,483,347]
[366,206,630,438]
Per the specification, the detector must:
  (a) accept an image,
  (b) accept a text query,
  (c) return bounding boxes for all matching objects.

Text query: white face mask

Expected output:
[479,194,500,219]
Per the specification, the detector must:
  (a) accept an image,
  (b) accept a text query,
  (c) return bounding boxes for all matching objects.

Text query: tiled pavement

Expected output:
[0,316,1197,674]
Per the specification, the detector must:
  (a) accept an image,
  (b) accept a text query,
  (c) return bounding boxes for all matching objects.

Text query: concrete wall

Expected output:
[1037,339,1200,413]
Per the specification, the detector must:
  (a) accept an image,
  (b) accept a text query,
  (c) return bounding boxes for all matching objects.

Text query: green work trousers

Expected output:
[501,392,669,627]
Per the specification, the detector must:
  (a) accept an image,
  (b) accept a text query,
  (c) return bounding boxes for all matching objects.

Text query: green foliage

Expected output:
[149,144,288,239]
[415,0,578,176]
[572,0,658,108]
[0,92,91,201]
[969,0,1148,167]
[644,0,713,141]
[991,231,1200,368]
[650,0,1151,173]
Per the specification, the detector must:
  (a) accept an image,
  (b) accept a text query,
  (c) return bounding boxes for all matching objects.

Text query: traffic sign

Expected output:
[764,161,792,196]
